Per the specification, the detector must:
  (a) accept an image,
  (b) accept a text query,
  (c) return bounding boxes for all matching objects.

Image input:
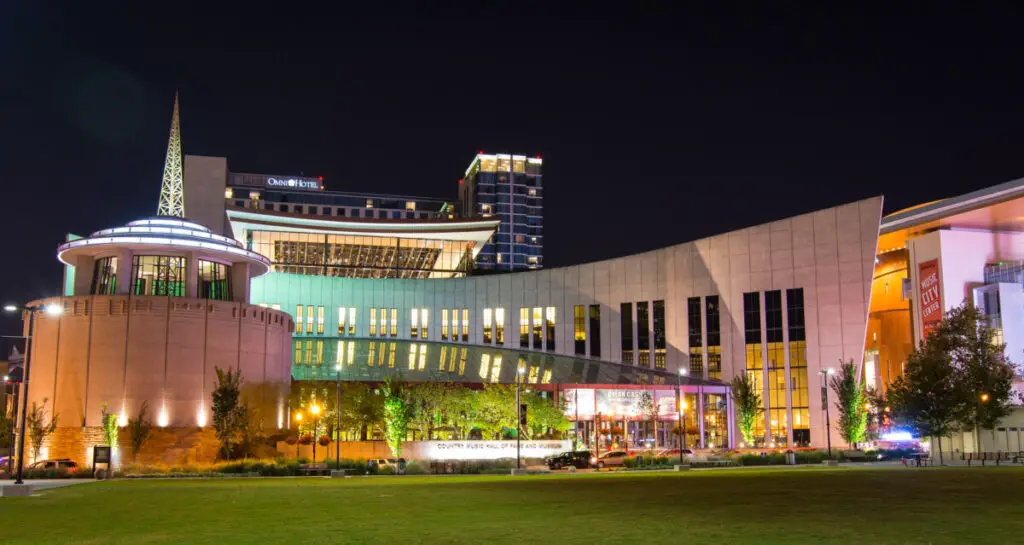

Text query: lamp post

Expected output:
[310,404,321,463]
[515,365,526,469]
[335,364,342,470]
[294,412,303,459]
[819,368,835,458]
[677,368,688,465]
[5,302,63,486]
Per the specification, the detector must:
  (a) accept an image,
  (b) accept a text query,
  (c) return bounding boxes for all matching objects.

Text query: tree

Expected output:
[830,359,869,448]
[0,411,12,449]
[471,384,516,440]
[730,373,763,447]
[381,377,411,457]
[952,305,1017,443]
[26,397,58,463]
[637,392,658,457]
[525,392,570,440]
[100,403,119,449]
[211,367,246,460]
[128,401,152,463]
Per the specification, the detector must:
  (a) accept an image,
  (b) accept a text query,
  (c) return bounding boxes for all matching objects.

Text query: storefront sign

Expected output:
[563,389,678,419]
[918,259,943,339]
[267,177,320,190]
[420,440,571,460]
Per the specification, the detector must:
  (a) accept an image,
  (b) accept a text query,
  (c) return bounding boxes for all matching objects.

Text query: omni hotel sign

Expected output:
[266,176,321,190]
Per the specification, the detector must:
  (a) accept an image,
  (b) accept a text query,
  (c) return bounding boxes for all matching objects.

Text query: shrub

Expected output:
[405,461,427,475]
[298,434,313,445]
[318,436,331,447]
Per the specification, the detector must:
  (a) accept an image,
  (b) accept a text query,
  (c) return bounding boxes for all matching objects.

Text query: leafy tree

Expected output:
[471,384,516,440]
[100,403,119,449]
[26,397,58,463]
[128,401,151,463]
[211,367,246,460]
[730,373,763,447]
[951,305,1018,441]
[865,387,889,441]
[0,411,12,449]
[525,392,570,440]
[443,387,476,440]
[830,359,869,447]
[381,378,411,457]
[637,392,658,456]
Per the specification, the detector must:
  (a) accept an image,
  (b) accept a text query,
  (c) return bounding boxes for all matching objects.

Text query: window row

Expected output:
[619,301,667,369]
[89,256,233,301]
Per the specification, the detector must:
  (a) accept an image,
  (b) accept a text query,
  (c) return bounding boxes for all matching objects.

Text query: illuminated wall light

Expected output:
[196,406,207,428]
[117,412,128,428]
[157,405,170,427]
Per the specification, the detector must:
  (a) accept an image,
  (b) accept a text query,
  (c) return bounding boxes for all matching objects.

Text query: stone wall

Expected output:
[35,426,233,467]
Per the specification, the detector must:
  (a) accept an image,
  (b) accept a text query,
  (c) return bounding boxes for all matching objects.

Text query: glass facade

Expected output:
[197,259,232,301]
[589,305,601,358]
[787,288,810,446]
[765,290,786,446]
[90,256,118,295]
[687,297,703,376]
[462,154,543,271]
[653,300,666,369]
[637,302,650,367]
[573,305,586,355]
[495,308,505,345]
[620,303,634,365]
[706,296,722,380]
[743,292,765,443]
[131,256,186,296]
[545,307,556,351]
[520,307,529,348]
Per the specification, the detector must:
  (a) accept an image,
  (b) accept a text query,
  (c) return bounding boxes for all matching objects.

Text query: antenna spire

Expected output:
[156,92,185,217]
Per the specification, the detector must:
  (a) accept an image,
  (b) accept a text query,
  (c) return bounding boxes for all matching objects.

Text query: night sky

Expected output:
[2,4,1023,333]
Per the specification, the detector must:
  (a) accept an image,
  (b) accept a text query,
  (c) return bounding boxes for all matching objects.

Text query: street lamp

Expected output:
[294,412,303,459]
[5,302,64,486]
[335,363,342,470]
[516,365,526,470]
[819,368,835,458]
[310,404,321,463]
[980,393,990,403]
[677,368,688,465]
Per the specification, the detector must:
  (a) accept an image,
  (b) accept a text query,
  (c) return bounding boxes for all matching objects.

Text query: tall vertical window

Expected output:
[389,308,397,337]
[316,306,325,334]
[90,257,119,295]
[532,307,543,349]
[743,292,765,443]
[461,308,469,342]
[442,309,449,341]
[420,309,428,339]
[765,290,786,446]
[520,308,529,348]
[545,307,556,351]
[589,305,601,358]
[369,308,377,336]
[380,307,387,337]
[315,340,324,365]
[295,305,304,334]
[620,303,634,364]
[573,305,586,355]
[787,288,810,446]
[411,309,420,338]
[706,296,722,380]
[687,297,703,376]
[294,340,302,365]
[131,255,186,296]
[495,308,505,345]
[306,305,314,334]
[637,302,650,367]
[483,308,493,344]
[338,307,346,336]
[348,308,356,336]
[653,300,666,369]
[304,340,313,365]
[198,259,232,301]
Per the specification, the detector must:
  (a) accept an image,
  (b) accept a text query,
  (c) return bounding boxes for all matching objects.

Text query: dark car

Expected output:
[544,451,592,470]
[29,459,79,473]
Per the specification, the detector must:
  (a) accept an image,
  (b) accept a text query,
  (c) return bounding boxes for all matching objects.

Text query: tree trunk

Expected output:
[937,436,944,465]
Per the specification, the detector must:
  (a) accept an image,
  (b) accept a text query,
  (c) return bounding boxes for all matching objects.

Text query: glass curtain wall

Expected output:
[765,290,787,446]
[198,259,232,301]
[787,288,810,446]
[706,296,722,380]
[90,256,118,295]
[131,256,186,296]
[743,292,765,443]
[687,297,703,376]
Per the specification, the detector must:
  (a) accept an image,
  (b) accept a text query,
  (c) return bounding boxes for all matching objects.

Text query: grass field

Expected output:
[2,467,1022,544]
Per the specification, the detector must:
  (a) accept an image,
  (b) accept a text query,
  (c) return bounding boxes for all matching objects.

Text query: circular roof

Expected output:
[57,217,271,277]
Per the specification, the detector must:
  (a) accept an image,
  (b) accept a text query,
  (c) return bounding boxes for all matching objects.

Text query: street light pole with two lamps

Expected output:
[4,302,64,486]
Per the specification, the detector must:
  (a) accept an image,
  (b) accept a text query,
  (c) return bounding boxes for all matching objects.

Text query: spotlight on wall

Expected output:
[196,407,207,428]
[44,303,63,316]
[157,406,169,427]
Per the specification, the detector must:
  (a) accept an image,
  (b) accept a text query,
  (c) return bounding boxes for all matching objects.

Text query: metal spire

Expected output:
[157,92,185,217]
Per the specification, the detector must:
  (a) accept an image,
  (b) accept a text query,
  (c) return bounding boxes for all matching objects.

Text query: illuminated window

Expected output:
[366,199,374,208]
[545,307,556,351]
[688,297,703,376]
[653,300,666,369]
[787,288,810,447]
[272,304,281,311]
[766,290,787,446]
[573,305,586,355]
[527,256,539,264]
[315,340,324,365]
[442,309,449,341]
[338,307,346,335]
[306,305,314,334]
[411,309,419,338]
[744,292,766,443]
[532,308,543,350]
[225,187,234,199]
[293,341,302,365]
[390,308,397,337]
[304,340,313,365]
[369,308,377,336]
[295,305,304,334]
[317,305,325,334]
[131,255,186,297]
[483,308,493,344]
[348,308,356,336]
[520,308,529,348]
[706,296,722,379]
[637,302,650,367]
[249,191,260,201]
[421,309,428,339]
[495,308,505,345]
[528,188,537,196]
[461,308,469,342]
[496,253,503,264]
[405,201,416,211]
[90,256,119,295]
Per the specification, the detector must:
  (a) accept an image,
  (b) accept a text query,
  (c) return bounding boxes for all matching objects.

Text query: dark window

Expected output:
[294,205,303,214]
[688,297,703,376]
[653,300,666,369]
[90,256,118,295]
[279,204,289,212]
[637,302,650,367]
[589,304,601,358]
[574,305,586,355]
[198,259,232,301]
[743,292,761,344]
[706,295,722,379]
[351,209,360,218]
[765,290,783,343]
[620,303,634,364]
[786,288,805,342]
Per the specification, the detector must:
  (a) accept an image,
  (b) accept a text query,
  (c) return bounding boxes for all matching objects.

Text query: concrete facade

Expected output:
[250,196,884,448]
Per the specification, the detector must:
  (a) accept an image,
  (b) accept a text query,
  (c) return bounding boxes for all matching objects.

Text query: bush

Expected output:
[318,436,331,447]
[298,435,313,445]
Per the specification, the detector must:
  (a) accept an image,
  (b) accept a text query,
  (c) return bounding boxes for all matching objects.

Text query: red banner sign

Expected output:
[918,259,942,339]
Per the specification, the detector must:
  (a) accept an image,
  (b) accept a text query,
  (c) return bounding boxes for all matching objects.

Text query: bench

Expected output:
[841,450,870,462]
[962,452,1013,467]
[901,454,930,467]
[298,463,330,476]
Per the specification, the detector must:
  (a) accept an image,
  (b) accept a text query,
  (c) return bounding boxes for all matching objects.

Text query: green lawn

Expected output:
[2,467,1022,544]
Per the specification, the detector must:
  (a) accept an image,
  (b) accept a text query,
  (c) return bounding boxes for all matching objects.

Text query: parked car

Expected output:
[29,459,79,472]
[544,451,592,470]
[370,458,398,469]
[591,450,629,468]
[656,448,694,459]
